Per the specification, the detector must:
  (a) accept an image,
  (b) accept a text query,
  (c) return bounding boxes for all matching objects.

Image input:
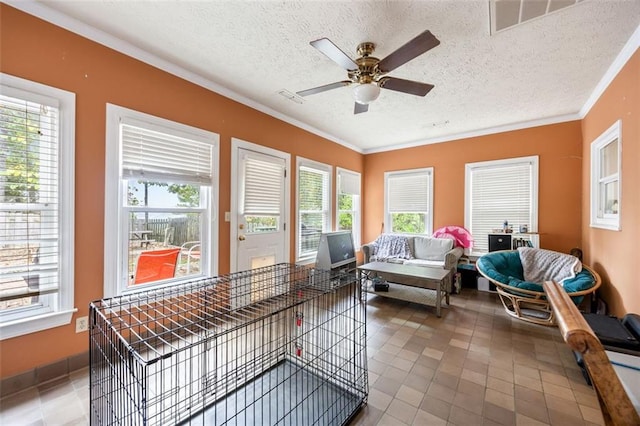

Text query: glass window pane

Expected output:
[245,216,279,233]
[603,181,619,215]
[127,180,202,208]
[391,213,426,234]
[338,212,354,231]
[600,139,618,177]
[127,211,202,286]
[0,240,42,312]
[338,193,353,210]
[300,213,322,255]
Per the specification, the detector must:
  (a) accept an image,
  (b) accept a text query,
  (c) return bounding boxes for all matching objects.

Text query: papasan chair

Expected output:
[476,248,601,326]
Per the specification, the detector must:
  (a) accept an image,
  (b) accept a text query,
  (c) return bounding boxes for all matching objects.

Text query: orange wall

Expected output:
[1,4,636,380]
[581,50,640,317]
[364,122,584,252]
[0,6,363,378]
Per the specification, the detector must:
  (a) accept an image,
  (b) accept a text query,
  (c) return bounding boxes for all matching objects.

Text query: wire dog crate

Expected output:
[90,263,367,425]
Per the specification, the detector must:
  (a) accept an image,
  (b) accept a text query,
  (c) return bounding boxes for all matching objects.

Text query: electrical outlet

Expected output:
[76,316,89,333]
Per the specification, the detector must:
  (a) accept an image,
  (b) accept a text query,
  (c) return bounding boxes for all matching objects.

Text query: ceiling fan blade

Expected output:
[377,30,440,73]
[310,38,359,71]
[379,77,434,97]
[354,102,368,114]
[297,81,351,97]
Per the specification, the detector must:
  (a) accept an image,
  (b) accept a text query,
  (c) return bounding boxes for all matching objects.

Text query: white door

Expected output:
[232,141,289,274]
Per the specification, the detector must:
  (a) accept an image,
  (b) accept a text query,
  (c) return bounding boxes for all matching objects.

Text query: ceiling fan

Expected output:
[297,30,440,114]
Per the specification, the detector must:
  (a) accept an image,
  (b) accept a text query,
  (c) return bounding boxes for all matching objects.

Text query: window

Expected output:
[384,168,433,235]
[336,168,361,249]
[105,105,219,297]
[590,120,621,231]
[0,74,75,339]
[465,156,538,254]
[297,158,331,262]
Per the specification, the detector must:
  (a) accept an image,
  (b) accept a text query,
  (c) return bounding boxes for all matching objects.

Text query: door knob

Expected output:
[238,235,246,241]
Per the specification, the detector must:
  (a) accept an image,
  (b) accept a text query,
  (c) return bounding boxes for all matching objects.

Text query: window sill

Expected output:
[115,275,206,298]
[296,256,316,266]
[0,308,77,340]
[590,221,621,231]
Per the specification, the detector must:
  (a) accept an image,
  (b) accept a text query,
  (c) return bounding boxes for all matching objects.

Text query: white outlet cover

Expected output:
[75,316,89,333]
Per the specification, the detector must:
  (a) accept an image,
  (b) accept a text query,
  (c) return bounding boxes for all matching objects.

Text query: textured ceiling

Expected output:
[24,1,640,152]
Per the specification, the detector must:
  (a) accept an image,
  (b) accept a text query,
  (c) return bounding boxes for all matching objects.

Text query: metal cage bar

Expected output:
[90,264,367,425]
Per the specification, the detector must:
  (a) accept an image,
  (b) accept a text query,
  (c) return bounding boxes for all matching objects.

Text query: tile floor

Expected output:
[0,289,604,425]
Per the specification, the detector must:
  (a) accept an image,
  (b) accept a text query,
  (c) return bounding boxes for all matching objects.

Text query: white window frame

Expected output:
[0,73,76,340]
[465,156,539,255]
[590,120,621,231]
[384,168,434,235]
[104,104,219,298]
[336,168,361,249]
[296,157,332,263]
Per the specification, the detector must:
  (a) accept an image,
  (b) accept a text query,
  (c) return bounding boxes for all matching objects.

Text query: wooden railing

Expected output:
[544,280,639,426]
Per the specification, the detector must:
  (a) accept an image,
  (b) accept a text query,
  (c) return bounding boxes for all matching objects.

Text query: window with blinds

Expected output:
[0,74,75,338]
[385,168,433,234]
[465,156,539,253]
[337,168,361,248]
[297,159,331,261]
[241,152,284,233]
[105,104,219,296]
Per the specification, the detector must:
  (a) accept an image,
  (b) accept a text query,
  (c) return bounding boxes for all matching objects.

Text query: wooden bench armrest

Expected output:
[543,280,639,426]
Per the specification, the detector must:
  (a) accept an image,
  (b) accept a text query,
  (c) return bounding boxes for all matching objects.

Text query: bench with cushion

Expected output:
[362,234,463,293]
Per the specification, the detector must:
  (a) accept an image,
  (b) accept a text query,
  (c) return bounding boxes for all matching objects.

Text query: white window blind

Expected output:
[1,75,74,339]
[466,157,538,252]
[299,165,330,221]
[297,160,331,260]
[338,169,360,196]
[121,122,213,184]
[0,93,61,302]
[337,168,361,248]
[387,171,431,213]
[242,153,283,216]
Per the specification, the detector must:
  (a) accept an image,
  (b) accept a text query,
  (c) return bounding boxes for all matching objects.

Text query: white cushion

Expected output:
[403,259,446,268]
[413,237,453,261]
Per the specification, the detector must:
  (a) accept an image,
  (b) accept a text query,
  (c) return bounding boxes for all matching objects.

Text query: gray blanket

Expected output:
[518,247,582,284]
[373,234,414,260]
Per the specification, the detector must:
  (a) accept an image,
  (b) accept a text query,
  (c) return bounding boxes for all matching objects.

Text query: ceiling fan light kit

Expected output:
[297,30,440,114]
[353,83,380,105]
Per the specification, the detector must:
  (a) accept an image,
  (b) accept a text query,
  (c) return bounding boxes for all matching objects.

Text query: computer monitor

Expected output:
[315,230,356,271]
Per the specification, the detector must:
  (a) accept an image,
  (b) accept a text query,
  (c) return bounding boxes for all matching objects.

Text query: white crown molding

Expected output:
[4,0,362,154]
[363,113,582,154]
[5,1,636,156]
[580,23,640,118]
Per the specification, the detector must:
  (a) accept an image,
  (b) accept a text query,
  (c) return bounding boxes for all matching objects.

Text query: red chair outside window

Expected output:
[133,248,180,285]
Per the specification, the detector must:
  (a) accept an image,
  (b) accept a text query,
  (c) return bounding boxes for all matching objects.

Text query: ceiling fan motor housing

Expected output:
[350,42,382,84]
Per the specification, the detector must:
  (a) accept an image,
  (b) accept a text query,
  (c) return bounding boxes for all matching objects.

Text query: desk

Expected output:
[130,230,154,247]
[358,262,450,317]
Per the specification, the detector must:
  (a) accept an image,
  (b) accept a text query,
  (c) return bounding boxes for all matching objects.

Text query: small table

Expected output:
[130,230,154,247]
[358,262,451,317]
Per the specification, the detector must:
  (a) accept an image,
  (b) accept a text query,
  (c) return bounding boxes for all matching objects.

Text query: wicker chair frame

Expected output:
[477,259,601,326]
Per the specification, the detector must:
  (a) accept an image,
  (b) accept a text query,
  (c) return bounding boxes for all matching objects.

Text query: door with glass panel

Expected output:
[235,148,287,275]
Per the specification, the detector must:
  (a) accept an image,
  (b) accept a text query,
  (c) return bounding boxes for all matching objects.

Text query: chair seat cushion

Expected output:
[477,250,598,303]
